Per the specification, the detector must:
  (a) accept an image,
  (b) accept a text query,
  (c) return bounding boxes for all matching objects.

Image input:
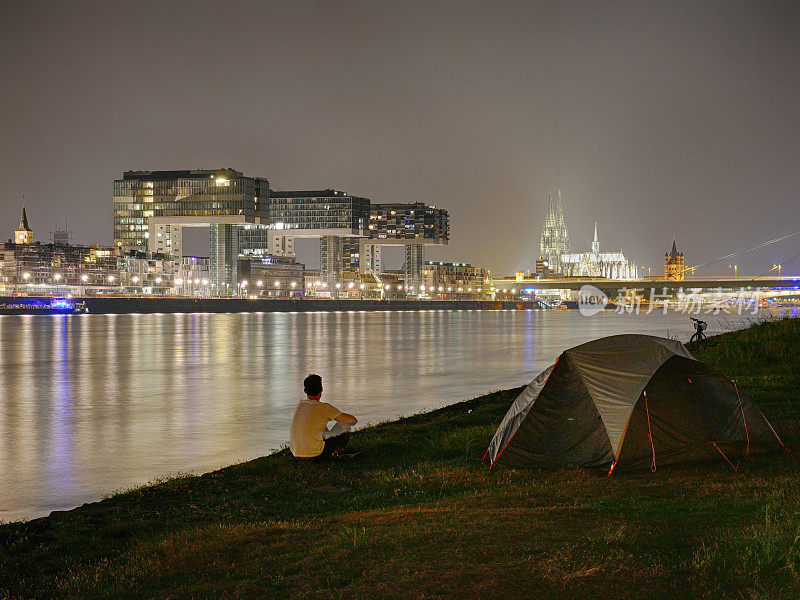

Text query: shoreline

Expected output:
[0,296,542,315]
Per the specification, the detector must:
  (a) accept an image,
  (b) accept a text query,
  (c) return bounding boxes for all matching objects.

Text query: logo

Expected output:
[578,285,609,316]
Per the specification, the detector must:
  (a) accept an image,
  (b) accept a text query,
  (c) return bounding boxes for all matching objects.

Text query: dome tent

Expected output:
[486,334,786,473]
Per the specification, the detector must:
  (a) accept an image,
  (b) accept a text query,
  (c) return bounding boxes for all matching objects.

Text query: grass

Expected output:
[2,317,800,599]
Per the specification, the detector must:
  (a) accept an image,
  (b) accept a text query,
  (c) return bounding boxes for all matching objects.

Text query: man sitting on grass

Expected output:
[290,374,358,460]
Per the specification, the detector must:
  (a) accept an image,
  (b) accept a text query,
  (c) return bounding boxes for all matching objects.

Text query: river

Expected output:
[0,308,758,521]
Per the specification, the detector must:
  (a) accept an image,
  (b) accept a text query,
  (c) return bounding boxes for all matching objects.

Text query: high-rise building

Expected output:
[539,191,570,273]
[14,205,34,245]
[664,237,685,280]
[114,172,451,295]
[113,169,269,291]
[367,202,449,292]
[113,169,269,253]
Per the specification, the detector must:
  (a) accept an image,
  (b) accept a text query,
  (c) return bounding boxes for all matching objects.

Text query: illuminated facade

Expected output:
[664,238,685,280]
[239,256,306,297]
[14,206,34,245]
[421,261,488,299]
[559,222,638,279]
[113,169,269,291]
[0,242,118,288]
[366,203,449,291]
[538,191,570,274]
[267,189,369,234]
[118,251,176,291]
[114,172,450,295]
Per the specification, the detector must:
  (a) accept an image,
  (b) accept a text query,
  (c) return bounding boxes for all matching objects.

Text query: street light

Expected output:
[108,275,115,283]
[132,276,139,284]
[81,274,88,282]
[53,273,61,282]
[257,280,263,287]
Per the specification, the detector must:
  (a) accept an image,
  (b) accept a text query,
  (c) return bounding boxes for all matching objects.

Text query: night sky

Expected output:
[2,1,799,276]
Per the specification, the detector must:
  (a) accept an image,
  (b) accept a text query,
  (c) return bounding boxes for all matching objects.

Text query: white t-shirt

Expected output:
[289,399,342,458]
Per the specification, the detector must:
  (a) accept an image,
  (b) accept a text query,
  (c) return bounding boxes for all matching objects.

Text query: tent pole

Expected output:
[644,391,656,472]
[734,382,750,456]
[712,442,737,471]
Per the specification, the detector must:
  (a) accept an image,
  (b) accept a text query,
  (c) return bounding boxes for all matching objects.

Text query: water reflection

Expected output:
[0,309,749,521]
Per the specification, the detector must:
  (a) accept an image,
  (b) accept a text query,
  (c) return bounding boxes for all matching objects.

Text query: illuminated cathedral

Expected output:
[559,222,638,279]
[538,191,637,279]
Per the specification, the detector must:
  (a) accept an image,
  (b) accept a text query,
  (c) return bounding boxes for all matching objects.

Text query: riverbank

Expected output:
[1,317,799,599]
[0,296,541,314]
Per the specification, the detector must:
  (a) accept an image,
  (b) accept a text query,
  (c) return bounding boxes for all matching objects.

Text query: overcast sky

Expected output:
[1,1,799,275]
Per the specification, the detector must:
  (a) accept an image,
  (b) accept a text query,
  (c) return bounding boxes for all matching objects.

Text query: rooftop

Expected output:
[121,169,246,181]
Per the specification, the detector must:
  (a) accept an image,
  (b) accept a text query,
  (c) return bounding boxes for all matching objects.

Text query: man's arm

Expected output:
[335,412,358,426]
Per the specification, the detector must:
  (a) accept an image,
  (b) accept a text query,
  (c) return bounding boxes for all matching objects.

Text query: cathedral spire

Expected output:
[592,221,599,254]
[555,190,565,227]
[545,192,555,224]
[539,190,570,273]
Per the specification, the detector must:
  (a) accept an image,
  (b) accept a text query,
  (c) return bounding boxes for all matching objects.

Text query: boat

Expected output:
[0,297,89,315]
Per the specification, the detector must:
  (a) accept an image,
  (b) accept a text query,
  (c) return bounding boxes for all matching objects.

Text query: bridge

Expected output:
[491,276,800,297]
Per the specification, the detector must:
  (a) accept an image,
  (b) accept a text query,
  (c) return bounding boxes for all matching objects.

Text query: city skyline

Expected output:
[2,2,800,275]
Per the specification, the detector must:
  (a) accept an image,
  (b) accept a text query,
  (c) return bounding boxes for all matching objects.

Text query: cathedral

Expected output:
[559,222,638,279]
[538,192,637,279]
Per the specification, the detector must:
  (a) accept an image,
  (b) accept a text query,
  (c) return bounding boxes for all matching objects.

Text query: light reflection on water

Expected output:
[0,309,749,521]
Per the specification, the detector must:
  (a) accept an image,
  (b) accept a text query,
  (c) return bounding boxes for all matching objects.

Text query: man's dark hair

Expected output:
[304,374,323,396]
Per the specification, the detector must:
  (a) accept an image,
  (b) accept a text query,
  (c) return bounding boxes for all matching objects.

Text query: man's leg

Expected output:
[314,432,351,460]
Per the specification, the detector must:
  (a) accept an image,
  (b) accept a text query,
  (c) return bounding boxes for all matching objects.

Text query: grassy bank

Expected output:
[2,318,800,599]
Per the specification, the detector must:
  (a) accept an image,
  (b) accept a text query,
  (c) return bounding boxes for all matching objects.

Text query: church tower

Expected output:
[538,190,570,275]
[14,203,34,245]
[591,222,600,255]
[664,237,685,280]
